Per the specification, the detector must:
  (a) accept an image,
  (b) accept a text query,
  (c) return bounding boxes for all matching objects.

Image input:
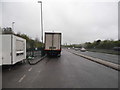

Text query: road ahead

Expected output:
[68,49,119,64]
[3,49,118,88]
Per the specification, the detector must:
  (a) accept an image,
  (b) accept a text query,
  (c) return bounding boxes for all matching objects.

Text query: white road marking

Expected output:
[8,68,11,71]
[28,67,32,71]
[18,74,26,83]
[38,70,41,73]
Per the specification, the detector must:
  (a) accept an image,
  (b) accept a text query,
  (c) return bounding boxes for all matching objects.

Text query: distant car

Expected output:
[67,48,70,49]
[74,48,80,51]
[113,47,120,51]
[80,48,86,52]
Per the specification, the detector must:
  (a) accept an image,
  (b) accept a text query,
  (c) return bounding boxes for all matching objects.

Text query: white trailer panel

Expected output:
[2,34,26,65]
[53,34,61,50]
[0,33,2,66]
[45,34,52,50]
[2,35,11,64]
[12,35,26,64]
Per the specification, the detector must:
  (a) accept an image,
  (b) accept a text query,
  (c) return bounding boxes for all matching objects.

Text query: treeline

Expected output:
[63,39,120,50]
[2,27,43,51]
[63,44,82,48]
[84,40,120,50]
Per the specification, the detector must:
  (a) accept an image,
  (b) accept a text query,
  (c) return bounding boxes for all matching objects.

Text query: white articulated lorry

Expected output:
[44,32,62,56]
[1,34,26,65]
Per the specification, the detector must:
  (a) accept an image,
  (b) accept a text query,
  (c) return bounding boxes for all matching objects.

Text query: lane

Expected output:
[29,50,118,88]
[68,49,119,64]
[2,63,31,88]
[2,49,118,88]
[18,74,26,83]
[2,58,48,88]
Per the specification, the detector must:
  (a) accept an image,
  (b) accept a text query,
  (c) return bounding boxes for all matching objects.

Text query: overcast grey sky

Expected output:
[0,0,119,44]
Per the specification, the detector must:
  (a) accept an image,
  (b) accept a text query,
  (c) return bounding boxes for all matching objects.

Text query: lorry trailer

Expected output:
[44,32,62,56]
[1,34,26,65]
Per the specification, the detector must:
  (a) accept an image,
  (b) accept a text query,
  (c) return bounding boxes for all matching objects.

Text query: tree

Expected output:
[2,27,14,34]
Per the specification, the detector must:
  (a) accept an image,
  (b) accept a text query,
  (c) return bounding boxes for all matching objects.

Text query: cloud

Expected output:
[2,1,118,44]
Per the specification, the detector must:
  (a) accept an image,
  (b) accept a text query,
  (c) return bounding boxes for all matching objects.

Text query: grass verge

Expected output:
[87,49,120,55]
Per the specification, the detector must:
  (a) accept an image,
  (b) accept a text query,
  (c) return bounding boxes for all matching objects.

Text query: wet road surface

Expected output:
[2,49,118,88]
[68,49,119,64]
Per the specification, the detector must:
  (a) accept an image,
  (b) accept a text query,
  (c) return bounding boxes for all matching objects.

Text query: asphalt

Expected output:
[2,49,118,88]
[69,49,119,64]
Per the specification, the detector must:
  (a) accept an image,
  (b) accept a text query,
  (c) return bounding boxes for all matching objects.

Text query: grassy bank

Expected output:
[87,49,120,55]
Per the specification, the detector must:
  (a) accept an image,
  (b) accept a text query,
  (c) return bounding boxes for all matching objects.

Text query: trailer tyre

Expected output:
[58,54,61,57]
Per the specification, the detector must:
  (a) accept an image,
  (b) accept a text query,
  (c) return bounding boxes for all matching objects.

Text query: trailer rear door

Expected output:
[45,34,52,50]
[53,33,61,50]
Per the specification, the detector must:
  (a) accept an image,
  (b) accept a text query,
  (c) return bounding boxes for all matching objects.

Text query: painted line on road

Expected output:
[38,70,41,73]
[18,74,26,83]
[8,68,11,71]
[67,50,120,71]
[28,67,32,71]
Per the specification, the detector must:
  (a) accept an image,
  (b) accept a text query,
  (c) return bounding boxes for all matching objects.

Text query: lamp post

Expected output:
[38,1,45,56]
[38,1,43,44]
[12,22,15,31]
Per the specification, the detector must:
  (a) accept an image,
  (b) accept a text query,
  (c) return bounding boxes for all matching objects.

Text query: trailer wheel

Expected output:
[58,54,61,57]
[18,60,25,64]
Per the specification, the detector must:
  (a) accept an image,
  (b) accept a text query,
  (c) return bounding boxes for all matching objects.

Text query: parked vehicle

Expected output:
[1,34,26,65]
[80,47,86,52]
[67,48,70,49]
[44,32,62,56]
[74,48,80,51]
[113,47,120,51]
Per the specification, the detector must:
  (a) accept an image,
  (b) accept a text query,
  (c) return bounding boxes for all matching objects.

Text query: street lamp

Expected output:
[38,1,45,56]
[38,1,43,44]
[12,22,15,31]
